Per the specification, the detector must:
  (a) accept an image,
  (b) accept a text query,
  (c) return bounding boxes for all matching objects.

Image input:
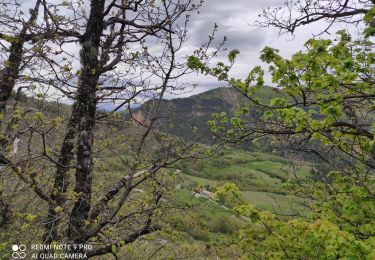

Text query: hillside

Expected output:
[134,86,281,148]
[2,87,319,259]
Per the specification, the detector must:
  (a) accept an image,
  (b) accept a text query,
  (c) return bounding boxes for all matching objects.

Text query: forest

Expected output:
[0,0,374,259]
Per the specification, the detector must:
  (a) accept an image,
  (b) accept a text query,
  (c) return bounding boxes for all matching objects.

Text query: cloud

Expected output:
[179,0,355,95]
[188,0,284,49]
[198,0,284,16]
[190,21,267,50]
[11,0,353,100]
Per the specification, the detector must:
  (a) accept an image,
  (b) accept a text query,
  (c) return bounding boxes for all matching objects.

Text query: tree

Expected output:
[0,0,41,116]
[0,0,49,238]
[257,0,375,34]
[0,0,221,258]
[188,0,375,258]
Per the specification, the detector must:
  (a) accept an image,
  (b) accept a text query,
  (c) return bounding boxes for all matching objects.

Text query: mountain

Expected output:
[132,87,242,142]
[134,86,280,148]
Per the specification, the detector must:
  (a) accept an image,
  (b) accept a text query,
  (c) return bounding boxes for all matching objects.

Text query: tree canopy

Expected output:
[188,1,375,258]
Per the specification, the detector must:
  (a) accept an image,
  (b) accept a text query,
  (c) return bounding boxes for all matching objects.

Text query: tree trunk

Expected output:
[67,0,105,245]
[43,0,105,247]
[0,0,41,119]
[43,103,80,244]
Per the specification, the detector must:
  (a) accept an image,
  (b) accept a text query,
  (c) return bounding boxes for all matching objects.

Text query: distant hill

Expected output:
[133,87,242,142]
[134,86,281,149]
[11,86,280,151]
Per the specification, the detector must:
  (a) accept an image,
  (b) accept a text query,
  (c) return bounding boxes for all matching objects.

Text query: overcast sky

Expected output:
[19,0,353,105]
[168,0,350,98]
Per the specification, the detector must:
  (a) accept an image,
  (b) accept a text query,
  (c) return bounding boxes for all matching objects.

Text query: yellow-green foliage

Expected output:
[189,17,375,258]
[235,173,375,258]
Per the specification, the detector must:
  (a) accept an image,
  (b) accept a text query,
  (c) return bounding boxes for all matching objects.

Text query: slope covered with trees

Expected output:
[134,86,282,152]
[1,0,374,259]
[188,0,375,258]
[0,0,222,258]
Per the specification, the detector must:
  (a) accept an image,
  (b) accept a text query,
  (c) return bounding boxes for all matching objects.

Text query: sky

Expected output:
[169,0,349,98]
[18,0,354,107]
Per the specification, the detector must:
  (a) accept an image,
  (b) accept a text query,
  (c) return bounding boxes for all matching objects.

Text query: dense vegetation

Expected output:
[1,0,374,259]
[188,1,375,258]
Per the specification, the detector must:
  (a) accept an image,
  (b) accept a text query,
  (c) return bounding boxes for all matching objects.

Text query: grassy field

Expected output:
[177,149,311,215]
[93,147,311,255]
[241,191,304,214]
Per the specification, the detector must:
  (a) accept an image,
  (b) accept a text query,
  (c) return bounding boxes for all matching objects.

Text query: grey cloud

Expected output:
[191,22,267,50]
[187,0,285,50]
[198,0,284,16]
[164,80,226,99]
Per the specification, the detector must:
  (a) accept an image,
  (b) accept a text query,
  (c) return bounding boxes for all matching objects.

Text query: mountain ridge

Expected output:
[133,86,279,147]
